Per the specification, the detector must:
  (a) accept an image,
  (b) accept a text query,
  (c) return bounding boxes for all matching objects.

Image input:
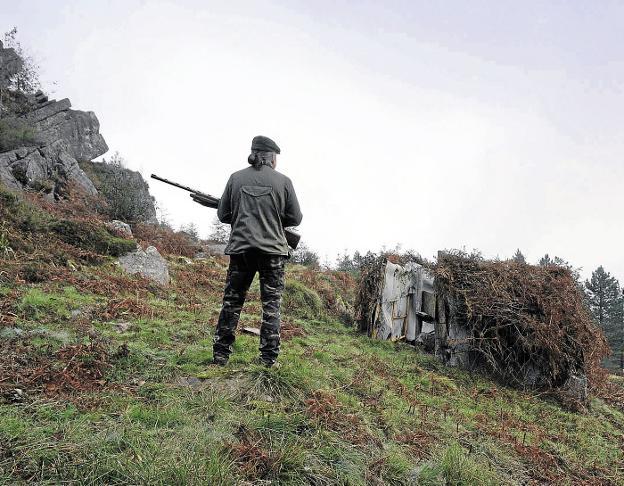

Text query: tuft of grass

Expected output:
[282,279,324,319]
[248,363,306,400]
[417,442,501,485]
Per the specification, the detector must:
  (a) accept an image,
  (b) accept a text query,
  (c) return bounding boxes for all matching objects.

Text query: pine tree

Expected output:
[511,249,526,264]
[585,266,624,371]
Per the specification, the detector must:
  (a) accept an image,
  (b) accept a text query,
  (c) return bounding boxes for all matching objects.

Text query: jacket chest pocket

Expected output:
[239,186,280,218]
[241,186,273,198]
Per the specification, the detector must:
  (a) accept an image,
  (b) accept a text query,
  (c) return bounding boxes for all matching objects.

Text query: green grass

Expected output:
[17,286,95,321]
[1,258,623,485]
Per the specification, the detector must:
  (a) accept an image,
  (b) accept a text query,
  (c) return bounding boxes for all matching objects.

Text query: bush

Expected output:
[0,117,39,153]
[79,157,156,224]
[290,242,320,268]
[49,219,136,257]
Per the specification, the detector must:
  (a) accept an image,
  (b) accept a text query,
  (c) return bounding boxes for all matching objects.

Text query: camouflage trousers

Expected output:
[213,252,286,364]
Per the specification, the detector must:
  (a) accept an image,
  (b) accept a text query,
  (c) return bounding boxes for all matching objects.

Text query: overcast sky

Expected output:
[2,0,623,279]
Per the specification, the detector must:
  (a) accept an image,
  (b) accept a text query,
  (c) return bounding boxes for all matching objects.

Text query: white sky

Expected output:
[2,0,623,280]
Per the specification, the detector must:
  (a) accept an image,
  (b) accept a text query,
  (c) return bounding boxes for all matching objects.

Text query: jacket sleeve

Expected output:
[217,176,233,224]
[282,178,303,227]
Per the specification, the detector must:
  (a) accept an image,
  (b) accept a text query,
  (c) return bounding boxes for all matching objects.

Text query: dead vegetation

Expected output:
[0,340,112,400]
[133,223,201,258]
[226,426,285,480]
[433,251,609,391]
[305,389,380,446]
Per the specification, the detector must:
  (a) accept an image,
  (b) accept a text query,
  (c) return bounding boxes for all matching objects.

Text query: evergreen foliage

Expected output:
[511,249,526,264]
[80,154,157,224]
[585,266,624,371]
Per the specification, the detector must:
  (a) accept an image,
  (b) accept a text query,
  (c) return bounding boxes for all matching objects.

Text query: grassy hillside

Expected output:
[1,189,623,485]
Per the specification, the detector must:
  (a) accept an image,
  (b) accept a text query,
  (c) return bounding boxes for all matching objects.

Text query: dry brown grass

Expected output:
[433,252,609,395]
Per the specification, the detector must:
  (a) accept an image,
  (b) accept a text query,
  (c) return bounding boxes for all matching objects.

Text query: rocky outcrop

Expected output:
[0,42,108,197]
[118,246,170,285]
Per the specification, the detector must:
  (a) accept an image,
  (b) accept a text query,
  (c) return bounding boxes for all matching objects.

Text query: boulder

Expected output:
[118,245,170,285]
[106,220,133,238]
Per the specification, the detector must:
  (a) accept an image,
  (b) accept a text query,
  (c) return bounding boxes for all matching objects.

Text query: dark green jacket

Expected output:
[218,165,302,255]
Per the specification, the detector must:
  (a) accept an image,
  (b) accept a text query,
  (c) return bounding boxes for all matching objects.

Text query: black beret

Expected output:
[251,135,281,154]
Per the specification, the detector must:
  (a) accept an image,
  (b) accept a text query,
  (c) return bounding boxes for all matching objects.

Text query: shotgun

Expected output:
[150,174,301,249]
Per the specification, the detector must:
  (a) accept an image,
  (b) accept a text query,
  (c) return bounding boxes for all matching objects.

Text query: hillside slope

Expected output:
[0,191,623,485]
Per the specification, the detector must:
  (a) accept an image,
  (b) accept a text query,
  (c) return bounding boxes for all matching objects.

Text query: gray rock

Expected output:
[562,372,588,403]
[118,246,170,285]
[27,99,108,161]
[113,321,132,333]
[79,161,158,223]
[106,220,133,238]
[204,243,227,255]
[0,142,98,195]
[1,42,108,196]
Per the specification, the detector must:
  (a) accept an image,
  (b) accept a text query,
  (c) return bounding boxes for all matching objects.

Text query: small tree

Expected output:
[290,242,320,268]
[3,27,41,94]
[180,222,200,241]
[511,249,526,264]
[208,216,230,243]
[336,250,356,272]
[585,266,624,371]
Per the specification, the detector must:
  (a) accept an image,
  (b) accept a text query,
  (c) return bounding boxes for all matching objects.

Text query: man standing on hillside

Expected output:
[212,136,302,367]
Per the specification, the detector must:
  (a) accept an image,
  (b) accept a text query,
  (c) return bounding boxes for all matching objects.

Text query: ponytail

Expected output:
[248,150,274,169]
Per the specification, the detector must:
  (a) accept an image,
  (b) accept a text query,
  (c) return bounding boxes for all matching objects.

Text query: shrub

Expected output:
[79,157,157,224]
[49,219,136,257]
[0,117,39,153]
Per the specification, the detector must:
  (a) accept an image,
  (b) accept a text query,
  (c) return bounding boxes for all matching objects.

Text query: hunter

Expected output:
[212,135,303,367]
